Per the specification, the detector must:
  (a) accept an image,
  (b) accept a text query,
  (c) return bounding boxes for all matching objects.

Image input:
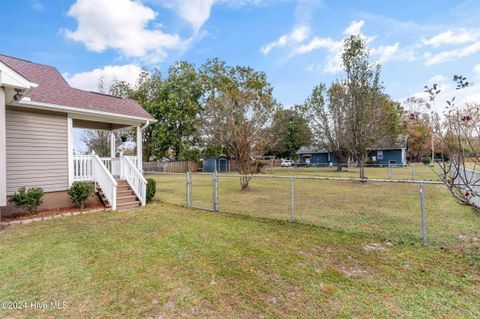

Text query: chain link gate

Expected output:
[186,172,218,211]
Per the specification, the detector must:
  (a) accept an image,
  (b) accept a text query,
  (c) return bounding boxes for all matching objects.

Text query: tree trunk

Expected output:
[240,175,251,191]
[359,162,366,181]
[336,164,342,171]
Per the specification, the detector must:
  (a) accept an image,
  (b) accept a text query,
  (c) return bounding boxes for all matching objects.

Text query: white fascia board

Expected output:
[0,61,38,90]
[11,99,156,126]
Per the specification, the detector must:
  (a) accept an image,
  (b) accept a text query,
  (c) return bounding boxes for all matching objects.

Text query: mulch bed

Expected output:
[0,204,106,222]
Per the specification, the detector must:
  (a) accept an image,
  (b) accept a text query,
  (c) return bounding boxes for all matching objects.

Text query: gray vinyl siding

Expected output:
[5,106,68,195]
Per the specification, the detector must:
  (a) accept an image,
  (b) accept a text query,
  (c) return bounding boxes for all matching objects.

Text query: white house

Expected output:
[0,54,155,213]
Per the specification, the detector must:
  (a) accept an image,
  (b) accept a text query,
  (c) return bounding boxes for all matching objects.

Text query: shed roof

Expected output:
[204,155,229,160]
[0,54,154,121]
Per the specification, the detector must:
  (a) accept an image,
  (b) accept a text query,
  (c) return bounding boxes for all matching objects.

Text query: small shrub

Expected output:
[365,160,379,166]
[146,178,157,203]
[9,187,44,215]
[421,157,432,165]
[68,182,95,209]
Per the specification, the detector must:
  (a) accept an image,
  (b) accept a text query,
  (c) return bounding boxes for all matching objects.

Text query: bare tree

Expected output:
[425,75,480,206]
[303,83,349,171]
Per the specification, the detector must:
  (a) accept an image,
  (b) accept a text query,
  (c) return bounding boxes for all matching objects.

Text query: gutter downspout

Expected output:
[0,87,6,207]
[140,120,150,131]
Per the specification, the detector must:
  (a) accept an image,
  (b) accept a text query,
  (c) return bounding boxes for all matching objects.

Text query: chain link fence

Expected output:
[150,172,480,249]
[263,163,442,181]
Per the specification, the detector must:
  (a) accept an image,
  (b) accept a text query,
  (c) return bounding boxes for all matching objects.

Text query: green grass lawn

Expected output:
[151,173,480,251]
[1,203,479,318]
[265,165,441,181]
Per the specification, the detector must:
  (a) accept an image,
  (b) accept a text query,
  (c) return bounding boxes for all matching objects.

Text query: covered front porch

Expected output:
[69,116,148,210]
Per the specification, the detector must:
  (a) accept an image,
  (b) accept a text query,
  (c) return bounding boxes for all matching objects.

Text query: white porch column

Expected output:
[136,126,143,172]
[67,114,73,187]
[0,88,6,206]
[110,131,116,158]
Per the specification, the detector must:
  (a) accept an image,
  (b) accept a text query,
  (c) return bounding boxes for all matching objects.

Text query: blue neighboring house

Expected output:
[296,146,407,167]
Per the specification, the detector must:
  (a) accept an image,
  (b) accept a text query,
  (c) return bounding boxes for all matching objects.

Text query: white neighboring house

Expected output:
[0,54,155,213]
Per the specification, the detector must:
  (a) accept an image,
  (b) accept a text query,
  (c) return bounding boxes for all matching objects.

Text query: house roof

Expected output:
[296,146,329,155]
[0,54,154,121]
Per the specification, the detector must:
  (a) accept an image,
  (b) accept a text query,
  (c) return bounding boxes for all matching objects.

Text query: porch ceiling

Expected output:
[72,119,131,131]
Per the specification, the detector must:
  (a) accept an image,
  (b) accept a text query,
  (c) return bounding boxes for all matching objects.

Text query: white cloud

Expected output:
[296,37,340,54]
[293,20,377,73]
[154,0,275,32]
[371,43,416,64]
[261,26,311,54]
[63,0,187,63]
[260,0,318,55]
[372,43,399,63]
[157,0,215,32]
[428,74,445,84]
[65,64,143,92]
[177,0,215,32]
[464,93,480,103]
[296,36,343,73]
[344,20,364,35]
[423,28,479,47]
[474,64,480,78]
[425,41,480,66]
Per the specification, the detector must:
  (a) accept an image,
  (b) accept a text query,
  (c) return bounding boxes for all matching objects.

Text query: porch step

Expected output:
[117,195,139,204]
[117,185,131,191]
[96,179,141,210]
[116,201,141,210]
[117,189,135,196]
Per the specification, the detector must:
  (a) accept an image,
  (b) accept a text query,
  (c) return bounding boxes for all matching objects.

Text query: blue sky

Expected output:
[1,0,480,109]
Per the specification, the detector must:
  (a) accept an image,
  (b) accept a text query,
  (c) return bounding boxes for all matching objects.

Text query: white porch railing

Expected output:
[100,157,121,177]
[73,154,144,209]
[125,156,139,170]
[120,156,147,206]
[92,155,118,210]
[73,155,93,181]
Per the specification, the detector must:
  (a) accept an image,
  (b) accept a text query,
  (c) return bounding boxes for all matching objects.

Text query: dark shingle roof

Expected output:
[0,54,154,120]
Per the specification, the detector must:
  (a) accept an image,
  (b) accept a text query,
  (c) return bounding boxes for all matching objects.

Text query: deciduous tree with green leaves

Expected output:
[200,58,277,190]
[268,107,312,160]
[341,35,401,179]
[109,63,203,161]
[304,35,402,177]
[155,61,203,160]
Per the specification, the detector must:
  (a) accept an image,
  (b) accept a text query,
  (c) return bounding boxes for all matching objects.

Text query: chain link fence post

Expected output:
[412,165,416,181]
[388,164,392,179]
[419,182,427,245]
[290,176,295,223]
[213,171,219,212]
[185,171,192,208]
